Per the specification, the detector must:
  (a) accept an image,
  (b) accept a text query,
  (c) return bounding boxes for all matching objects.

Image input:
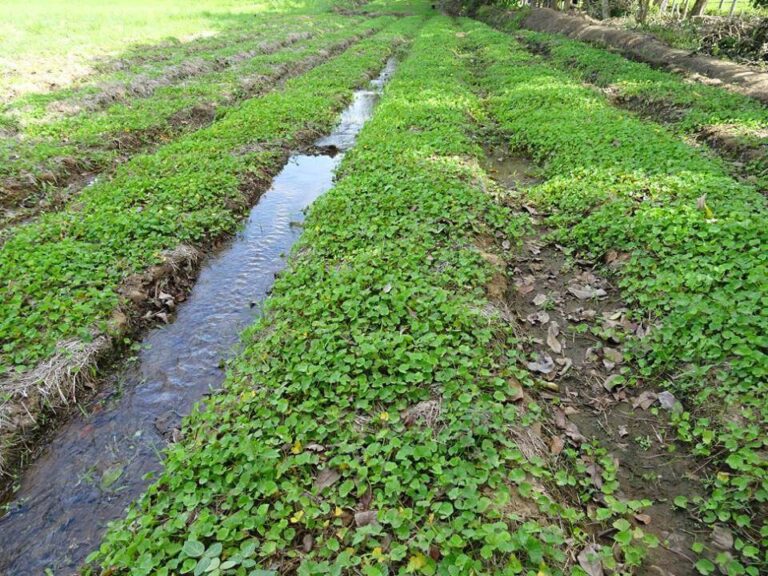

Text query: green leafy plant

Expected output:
[463,19,768,573]
[86,15,652,575]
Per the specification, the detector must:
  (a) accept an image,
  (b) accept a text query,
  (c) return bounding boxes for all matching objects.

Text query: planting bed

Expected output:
[1,2,766,575]
[0,14,423,482]
[488,23,768,189]
[465,21,767,575]
[0,14,388,230]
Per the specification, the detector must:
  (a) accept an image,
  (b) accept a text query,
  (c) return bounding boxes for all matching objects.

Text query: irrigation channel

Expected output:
[0,58,398,576]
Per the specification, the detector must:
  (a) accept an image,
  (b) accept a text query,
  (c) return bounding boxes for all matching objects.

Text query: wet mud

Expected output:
[487,146,713,576]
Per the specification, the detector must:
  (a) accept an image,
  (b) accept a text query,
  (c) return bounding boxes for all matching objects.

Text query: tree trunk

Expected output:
[688,0,708,16]
[637,0,651,21]
[601,0,610,19]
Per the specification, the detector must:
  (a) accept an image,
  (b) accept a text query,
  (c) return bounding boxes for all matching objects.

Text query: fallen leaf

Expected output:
[658,390,679,411]
[515,275,536,295]
[577,544,604,576]
[302,534,314,552]
[632,391,658,410]
[581,309,597,320]
[526,353,554,374]
[354,510,378,527]
[313,468,340,492]
[711,525,733,550]
[555,356,573,376]
[568,285,607,300]
[382,283,392,294]
[554,407,567,429]
[158,291,174,304]
[525,241,541,255]
[546,322,562,354]
[603,347,623,364]
[359,489,373,510]
[634,513,651,525]
[586,463,603,490]
[402,399,441,427]
[605,250,629,266]
[526,310,550,325]
[538,381,559,392]
[550,435,565,455]
[533,293,548,306]
[553,408,586,443]
[618,425,628,437]
[509,377,525,402]
[565,420,586,444]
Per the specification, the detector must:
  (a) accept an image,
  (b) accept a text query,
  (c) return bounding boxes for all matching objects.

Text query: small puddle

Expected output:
[0,58,396,576]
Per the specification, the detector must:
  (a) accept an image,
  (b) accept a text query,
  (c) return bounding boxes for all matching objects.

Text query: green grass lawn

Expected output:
[0,0,337,101]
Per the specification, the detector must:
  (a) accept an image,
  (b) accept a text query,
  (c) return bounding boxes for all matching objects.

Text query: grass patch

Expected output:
[0,0,346,101]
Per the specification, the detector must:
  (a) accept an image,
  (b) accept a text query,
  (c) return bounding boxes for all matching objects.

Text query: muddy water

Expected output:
[0,58,396,576]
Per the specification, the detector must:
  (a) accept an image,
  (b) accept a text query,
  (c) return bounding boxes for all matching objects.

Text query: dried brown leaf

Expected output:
[546,322,562,354]
[313,468,340,492]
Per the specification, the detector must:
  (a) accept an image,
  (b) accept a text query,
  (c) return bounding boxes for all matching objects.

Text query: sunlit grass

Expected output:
[0,0,338,100]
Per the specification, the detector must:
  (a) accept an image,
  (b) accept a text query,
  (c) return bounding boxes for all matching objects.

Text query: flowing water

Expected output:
[0,58,396,576]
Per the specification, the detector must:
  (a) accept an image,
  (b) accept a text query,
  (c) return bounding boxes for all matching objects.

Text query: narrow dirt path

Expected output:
[484,145,724,575]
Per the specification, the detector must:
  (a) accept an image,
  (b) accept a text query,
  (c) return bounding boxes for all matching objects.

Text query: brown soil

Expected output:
[696,123,768,166]
[486,145,719,575]
[517,7,768,105]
